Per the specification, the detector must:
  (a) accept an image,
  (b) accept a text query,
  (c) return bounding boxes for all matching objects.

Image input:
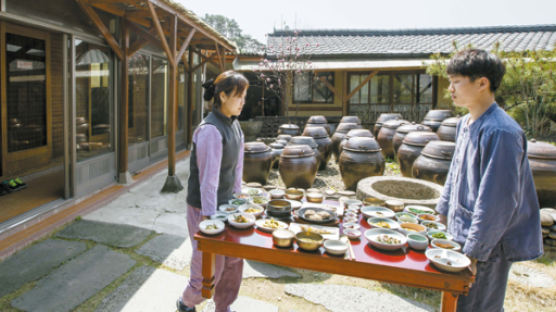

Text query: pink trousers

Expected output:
[180,205,243,312]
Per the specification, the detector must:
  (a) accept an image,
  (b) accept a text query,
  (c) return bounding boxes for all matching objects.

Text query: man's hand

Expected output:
[437,214,447,226]
[468,257,478,276]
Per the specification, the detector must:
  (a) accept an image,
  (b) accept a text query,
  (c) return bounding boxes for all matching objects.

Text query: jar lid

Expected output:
[270,142,284,149]
[340,115,361,124]
[289,136,318,149]
[244,141,271,153]
[376,113,402,124]
[277,134,292,142]
[423,109,453,121]
[403,131,439,147]
[441,117,460,127]
[383,119,410,129]
[279,123,299,130]
[396,123,431,134]
[307,115,328,124]
[335,122,363,134]
[528,139,556,160]
[281,144,315,158]
[346,129,374,139]
[343,137,381,152]
[302,126,328,139]
[421,141,455,160]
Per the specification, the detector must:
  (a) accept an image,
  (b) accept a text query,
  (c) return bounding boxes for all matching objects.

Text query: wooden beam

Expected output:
[128,23,160,46]
[119,19,130,177]
[344,71,379,103]
[187,48,194,145]
[214,43,224,71]
[167,14,178,177]
[76,0,123,60]
[191,55,219,73]
[318,76,336,94]
[176,28,196,65]
[147,1,175,67]
[127,38,148,57]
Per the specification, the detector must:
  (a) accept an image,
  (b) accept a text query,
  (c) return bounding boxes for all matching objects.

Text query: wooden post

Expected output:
[440,291,459,312]
[187,49,194,146]
[201,251,216,298]
[118,19,130,183]
[161,14,183,192]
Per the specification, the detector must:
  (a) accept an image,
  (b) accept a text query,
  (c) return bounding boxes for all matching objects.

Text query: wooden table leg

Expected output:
[201,251,215,298]
[440,291,459,312]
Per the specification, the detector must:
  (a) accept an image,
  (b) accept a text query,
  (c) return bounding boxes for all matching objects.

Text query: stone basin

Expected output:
[356,176,444,208]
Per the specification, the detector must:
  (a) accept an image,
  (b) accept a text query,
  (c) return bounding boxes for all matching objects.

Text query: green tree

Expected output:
[427,42,556,138]
[202,14,264,52]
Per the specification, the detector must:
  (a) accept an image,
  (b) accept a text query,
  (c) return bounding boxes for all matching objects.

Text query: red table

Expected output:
[195,214,473,312]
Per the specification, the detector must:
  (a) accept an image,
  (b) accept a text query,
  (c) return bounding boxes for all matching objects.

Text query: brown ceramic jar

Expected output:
[302,126,332,170]
[288,136,321,169]
[412,141,455,185]
[269,142,284,169]
[373,113,402,136]
[243,142,274,185]
[422,110,453,132]
[377,119,410,159]
[331,122,363,162]
[305,115,331,135]
[392,123,432,155]
[278,124,300,136]
[339,137,385,190]
[279,144,318,188]
[436,117,460,142]
[397,131,440,177]
[340,115,362,125]
[339,129,374,156]
[527,139,556,207]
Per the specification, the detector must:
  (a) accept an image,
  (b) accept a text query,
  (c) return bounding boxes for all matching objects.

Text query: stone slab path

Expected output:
[56,219,154,248]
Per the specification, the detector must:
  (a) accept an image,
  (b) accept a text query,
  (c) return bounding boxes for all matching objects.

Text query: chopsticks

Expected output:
[341,235,355,261]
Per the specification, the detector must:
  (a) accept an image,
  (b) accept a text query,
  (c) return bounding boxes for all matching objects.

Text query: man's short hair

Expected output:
[446,49,506,92]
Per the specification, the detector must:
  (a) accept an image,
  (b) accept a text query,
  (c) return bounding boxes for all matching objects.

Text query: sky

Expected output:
[178,0,556,43]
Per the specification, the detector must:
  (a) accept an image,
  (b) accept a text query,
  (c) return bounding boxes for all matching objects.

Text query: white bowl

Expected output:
[343,199,362,208]
[229,198,248,207]
[324,239,349,256]
[420,220,446,231]
[250,196,269,207]
[227,213,256,229]
[426,248,471,273]
[286,200,303,210]
[406,233,428,250]
[361,206,395,219]
[364,228,407,251]
[367,217,400,230]
[431,239,461,251]
[404,205,436,215]
[239,203,265,217]
[219,204,238,214]
[255,218,288,232]
[427,230,453,241]
[199,220,225,235]
[343,229,361,240]
[395,212,419,224]
[342,222,360,231]
[398,222,427,235]
[242,187,263,196]
[210,212,228,222]
[269,189,285,199]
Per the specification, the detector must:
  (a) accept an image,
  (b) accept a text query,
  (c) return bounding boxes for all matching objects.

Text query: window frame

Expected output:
[293,71,335,104]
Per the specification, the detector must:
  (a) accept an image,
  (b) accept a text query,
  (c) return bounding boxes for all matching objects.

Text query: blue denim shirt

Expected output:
[436,103,543,262]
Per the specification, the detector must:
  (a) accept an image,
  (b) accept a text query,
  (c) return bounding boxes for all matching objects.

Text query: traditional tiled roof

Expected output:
[265,25,556,58]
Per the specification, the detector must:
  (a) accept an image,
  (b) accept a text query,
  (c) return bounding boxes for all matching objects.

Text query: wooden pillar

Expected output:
[118,19,130,183]
[187,48,194,146]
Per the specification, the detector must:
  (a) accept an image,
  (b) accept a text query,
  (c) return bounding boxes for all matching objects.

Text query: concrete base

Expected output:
[161,175,184,193]
[118,171,133,185]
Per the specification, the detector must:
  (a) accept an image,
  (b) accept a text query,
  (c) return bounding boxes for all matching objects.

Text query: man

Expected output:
[436,49,543,311]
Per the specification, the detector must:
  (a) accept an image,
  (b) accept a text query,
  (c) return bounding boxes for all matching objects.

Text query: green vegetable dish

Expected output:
[431,232,447,239]
[409,207,430,215]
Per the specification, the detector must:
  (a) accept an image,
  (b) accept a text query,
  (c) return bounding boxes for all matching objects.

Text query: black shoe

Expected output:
[176,299,196,312]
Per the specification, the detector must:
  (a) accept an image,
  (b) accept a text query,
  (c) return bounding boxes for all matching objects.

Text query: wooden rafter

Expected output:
[191,55,218,72]
[128,23,160,46]
[127,38,148,57]
[176,29,196,65]
[345,71,379,103]
[147,1,175,67]
[76,0,123,59]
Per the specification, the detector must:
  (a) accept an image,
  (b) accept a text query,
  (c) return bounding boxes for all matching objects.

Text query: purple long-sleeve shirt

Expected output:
[193,124,244,217]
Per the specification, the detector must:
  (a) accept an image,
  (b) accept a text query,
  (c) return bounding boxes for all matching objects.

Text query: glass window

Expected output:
[6,33,47,152]
[178,63,187,131]
[75,40,113,161]
[349,74,361,104]
[313,72,334,103]
[393,74,413,104]
[293,72,311,102]
[370,74,390,104]
[128,53,149,144]
[151,58,168,138]
[293,71,334,103]
[418,74,433,104]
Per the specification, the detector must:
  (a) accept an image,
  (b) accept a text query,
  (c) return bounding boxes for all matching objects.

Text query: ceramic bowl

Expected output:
[269,189,285,199]
[361,206,395,219]
[404,205,435,215]
[426,248,471,273]
[227,213,256,229]
[431,238,461,251]
[285,189,304,200]
[427,229,453,241]
[420,220,446,231]
[324,239,349,256]
[364,228,407,251]
[395,212,418,224]
[342,222,360,231]
[238,203,265,217]
[399,222,427,235]
[272,229,295,247]
[406,233,428,250]
[229,198,248,207]
[306,192,324,203]
[417,213,437,222]
[367,217,400,230]
[219,204,238,214]
[343,229,361,240]
[295,231,324,251]
[199,220,225,235]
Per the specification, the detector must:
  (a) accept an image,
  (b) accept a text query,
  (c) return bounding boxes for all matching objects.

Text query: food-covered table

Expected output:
[195,201,474,312]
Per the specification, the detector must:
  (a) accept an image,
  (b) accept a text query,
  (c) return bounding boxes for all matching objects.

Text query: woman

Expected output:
[177,71,249,312]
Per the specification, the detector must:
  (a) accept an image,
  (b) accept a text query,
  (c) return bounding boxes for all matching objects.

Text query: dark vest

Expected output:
[187,110,242,209]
